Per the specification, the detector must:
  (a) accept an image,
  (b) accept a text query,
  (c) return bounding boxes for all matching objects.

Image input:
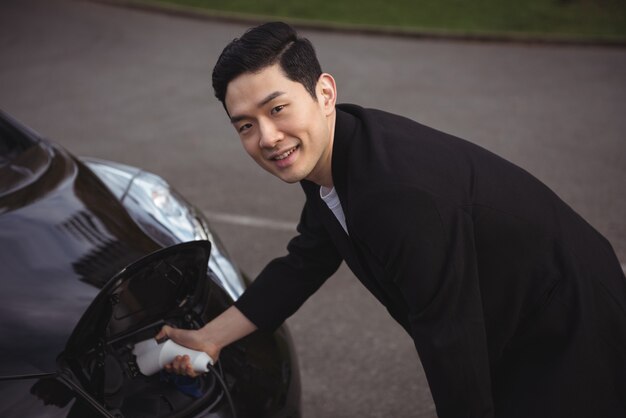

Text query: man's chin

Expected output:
[278,175,303,184]
[263,165,307,184]
[273,169,306,184]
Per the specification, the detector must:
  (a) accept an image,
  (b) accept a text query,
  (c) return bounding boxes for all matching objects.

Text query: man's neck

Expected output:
[307,110,336,188]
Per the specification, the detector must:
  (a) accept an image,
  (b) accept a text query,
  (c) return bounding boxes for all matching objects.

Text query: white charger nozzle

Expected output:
[132,338,214,376]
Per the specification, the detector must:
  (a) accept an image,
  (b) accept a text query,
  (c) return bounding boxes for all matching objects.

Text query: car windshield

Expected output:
[0,114,51,197]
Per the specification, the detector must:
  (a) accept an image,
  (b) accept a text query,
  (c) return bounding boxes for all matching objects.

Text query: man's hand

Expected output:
[155,305,257,378]
[155,325,221,378]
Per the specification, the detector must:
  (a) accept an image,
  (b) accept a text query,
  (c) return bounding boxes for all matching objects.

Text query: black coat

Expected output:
[235,104,626,417]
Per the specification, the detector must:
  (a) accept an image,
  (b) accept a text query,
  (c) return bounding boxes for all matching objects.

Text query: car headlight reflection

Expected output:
[125,172,208,244]
[84,159,245,299]
[123,171,244,299]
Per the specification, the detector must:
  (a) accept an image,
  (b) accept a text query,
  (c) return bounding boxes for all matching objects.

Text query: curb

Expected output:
[90,0,626,48]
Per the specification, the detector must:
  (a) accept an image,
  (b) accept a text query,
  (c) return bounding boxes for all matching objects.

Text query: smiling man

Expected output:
[158,22,626,418]
[225,63,337,187]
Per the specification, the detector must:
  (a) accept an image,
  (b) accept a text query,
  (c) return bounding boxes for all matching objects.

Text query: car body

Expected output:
[0,110,301,417]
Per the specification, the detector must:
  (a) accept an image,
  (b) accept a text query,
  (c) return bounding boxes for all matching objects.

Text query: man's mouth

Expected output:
[272,145,299,161]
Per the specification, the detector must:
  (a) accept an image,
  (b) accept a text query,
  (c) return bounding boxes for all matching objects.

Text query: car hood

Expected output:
[0,140,160,375]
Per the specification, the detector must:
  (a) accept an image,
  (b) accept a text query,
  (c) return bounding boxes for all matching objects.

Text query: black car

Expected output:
[0,110,301,418]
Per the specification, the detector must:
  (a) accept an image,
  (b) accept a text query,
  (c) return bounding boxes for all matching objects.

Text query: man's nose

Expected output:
[258,120,283,148]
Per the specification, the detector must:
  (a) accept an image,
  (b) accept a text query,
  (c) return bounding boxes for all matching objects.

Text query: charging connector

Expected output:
[132,338,236,417]
[132,339,213,376]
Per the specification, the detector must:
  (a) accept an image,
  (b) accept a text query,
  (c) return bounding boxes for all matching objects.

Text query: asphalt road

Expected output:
[1,1,625,417]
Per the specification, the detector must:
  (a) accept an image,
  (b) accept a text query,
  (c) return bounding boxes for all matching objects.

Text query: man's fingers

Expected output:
[155,324,173,342]
[153,327,199,377]
[163,354,193,376]
[153,327,204,377]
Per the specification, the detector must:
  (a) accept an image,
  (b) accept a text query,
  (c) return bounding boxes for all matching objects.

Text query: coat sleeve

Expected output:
[234,198,343,331]
[352,185,494,418]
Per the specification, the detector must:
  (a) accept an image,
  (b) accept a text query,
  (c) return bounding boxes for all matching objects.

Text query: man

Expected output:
[157,22,626,417]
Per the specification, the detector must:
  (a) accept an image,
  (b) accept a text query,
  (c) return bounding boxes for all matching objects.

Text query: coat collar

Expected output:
[331,104,361,199]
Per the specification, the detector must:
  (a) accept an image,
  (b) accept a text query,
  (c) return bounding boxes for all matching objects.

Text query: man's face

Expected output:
[224,63,336,186]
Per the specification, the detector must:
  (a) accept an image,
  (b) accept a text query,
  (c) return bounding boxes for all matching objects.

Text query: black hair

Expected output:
[212,22,323,107]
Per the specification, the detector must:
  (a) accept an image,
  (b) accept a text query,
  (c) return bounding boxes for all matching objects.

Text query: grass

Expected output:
[142,0,626,42]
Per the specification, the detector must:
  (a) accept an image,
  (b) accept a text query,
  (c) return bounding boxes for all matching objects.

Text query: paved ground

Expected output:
[1,0,625,416]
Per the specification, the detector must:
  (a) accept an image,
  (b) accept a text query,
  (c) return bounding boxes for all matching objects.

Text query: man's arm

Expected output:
[233,189,343,331]
[161,190,342,374]
[156,305,256,377]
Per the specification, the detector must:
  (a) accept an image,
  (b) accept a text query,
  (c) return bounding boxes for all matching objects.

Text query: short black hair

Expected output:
[212,22,323,108]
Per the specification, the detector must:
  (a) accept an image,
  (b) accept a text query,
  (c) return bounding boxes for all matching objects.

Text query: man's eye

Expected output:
[238,123,252,133]
[271,105,285,115]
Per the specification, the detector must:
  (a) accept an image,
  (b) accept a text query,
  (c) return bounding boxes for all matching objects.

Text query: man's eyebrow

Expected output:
[229,91,286,124]
[230,114,246,124]
[258,91,285,107]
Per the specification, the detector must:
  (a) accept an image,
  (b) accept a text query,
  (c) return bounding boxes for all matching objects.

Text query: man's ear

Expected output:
[316,73,337,116]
